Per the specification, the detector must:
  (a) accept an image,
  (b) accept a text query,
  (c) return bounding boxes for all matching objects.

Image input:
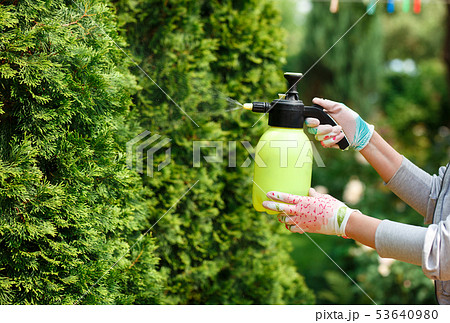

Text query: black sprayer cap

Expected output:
[247,72,351,149]
[268,72,305,128]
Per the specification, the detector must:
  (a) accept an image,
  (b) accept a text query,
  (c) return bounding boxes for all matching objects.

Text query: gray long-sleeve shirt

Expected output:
[375,157,450,304]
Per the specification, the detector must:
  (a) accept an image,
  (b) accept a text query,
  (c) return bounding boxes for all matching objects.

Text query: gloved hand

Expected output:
[305,98,374,151]
[262,188,357,237]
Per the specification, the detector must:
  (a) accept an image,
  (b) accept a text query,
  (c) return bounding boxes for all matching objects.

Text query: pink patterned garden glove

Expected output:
[262,188,357,237]
[305,98,374,151]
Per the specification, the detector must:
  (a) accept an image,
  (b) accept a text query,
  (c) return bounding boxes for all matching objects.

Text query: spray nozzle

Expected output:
[242,102,271,113]
[243,103,253,111]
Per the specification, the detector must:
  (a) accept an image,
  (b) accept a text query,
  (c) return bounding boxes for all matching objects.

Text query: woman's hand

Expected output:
[262,188,357,237]
[305,98,374,151]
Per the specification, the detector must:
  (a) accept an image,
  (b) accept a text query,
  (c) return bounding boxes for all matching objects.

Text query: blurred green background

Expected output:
[1,0,449,304]
[276,0,450,304]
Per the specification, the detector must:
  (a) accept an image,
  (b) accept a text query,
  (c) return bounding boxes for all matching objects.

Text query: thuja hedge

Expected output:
[0,0,162,304]
[0,0,314,304]
[114,0,314,304]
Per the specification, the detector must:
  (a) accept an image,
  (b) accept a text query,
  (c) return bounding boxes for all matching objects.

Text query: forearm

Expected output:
[344,211,381,249]
[359,131,403,183]
[345,211,426,266]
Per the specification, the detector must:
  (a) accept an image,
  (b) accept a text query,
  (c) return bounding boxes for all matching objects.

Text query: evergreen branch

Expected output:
[128,250,144,269]
[68,0,200,128]
[31,20,44,30]
[73,179,200,305]
[61,5,95,27]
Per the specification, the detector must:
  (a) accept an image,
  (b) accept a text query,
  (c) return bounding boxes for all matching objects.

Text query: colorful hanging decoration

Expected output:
[367,0,377,15]
[330,0,339,13]
[413,0,421,13]
[387,0,395,13]
[402,0,410,12]
[324,0,428,15]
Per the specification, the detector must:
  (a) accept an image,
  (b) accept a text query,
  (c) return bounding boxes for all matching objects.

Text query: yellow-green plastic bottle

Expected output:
[244,72,349,213]
[252,126,312,214]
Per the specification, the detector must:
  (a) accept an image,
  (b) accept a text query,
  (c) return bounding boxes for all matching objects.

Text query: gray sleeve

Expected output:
[385,157,442,223]
[376,220,450,281]
[378,158,450,279]
[422,219,450,281]
[375,220,427,266]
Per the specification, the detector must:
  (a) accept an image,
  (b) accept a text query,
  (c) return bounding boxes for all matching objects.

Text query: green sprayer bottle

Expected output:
[244,72,349,213]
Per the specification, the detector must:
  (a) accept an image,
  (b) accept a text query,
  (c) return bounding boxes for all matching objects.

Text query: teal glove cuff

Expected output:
[352,116,374,151]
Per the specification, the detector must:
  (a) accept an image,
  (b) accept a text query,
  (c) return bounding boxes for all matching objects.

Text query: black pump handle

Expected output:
[304,104,350,150]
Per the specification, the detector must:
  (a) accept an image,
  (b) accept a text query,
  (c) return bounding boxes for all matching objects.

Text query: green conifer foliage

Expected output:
[0,1,162,304]
[113,0,314,304]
